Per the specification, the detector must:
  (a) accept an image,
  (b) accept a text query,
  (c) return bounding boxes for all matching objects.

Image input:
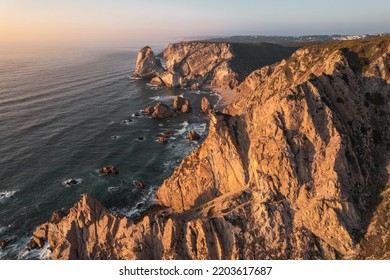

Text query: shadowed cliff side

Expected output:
[32,35,390,259]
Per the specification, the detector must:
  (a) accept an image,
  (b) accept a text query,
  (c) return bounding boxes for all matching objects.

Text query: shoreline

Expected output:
[201,85,236,108]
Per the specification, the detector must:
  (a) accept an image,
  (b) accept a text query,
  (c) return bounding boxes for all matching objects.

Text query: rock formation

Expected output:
[134,42,297,90]
[186,130,201,141]
[173,96,192,113]
[133,46,164,78]
[201,97,212,114]
[99,165,118,175]
[33,36,390,260]
[151,102,174,119]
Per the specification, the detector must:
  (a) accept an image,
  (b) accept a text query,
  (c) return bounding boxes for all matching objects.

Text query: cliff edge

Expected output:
[33,35,390,259]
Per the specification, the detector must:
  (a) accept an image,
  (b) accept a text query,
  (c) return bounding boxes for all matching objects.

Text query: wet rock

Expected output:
[186,130,201,140]
[133,180,146,189]
[143,106,154,115]
[163,130,175,136]
[99,165,119,175]
[157,135,168,143]
[138,137,144,141]
[173,96,192,113]
[151,103,174,119]
[201,97,212,114]
[150,76,165,86]
[0,239,12,250]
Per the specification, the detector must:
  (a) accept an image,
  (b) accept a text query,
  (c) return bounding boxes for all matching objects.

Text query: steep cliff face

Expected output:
[134,42,297,89]
[34,36,390,259]
[133,46,164,78]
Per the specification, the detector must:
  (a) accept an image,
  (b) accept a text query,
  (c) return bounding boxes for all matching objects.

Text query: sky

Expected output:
[0,0,389,47]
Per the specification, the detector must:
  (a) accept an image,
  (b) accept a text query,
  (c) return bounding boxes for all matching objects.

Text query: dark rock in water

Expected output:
[163,130,175,136]
[133,112,141,117]
[186,130,201,140]
[151,102,174,119]
[136,202,144,209]
[133,180,146,189]
[143,106,154,115]
[138,137,144,141]
[49,208,69,224]
[99,165,119,175]
[133,46,164,79]
[201,96,212,114]
[121,119,133,124]
[173,96,192,113]
[157,135,168,143]
[0,239,12,250]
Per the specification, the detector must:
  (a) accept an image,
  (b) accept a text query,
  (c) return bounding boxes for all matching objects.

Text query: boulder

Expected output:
[151,103,174,119]
[163,130,175,136]
[0,239,11,250]
[133,180,146,189]
[157,135,168,143]
[201,97,212,114]
[173,96,192,113]
[150,76,165,86]
[133,46,164,78]
[99,165,119,175]
[186,130,201,141]
[143,106,154,115]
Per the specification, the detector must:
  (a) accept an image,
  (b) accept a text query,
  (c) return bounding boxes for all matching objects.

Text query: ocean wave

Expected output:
[111,135,121,140]
[210,91,222,107]
[117,185,158,218]
[128,75,142,80]
[149,96,160,101]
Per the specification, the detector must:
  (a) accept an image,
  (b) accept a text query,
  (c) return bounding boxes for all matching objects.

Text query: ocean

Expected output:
[0,46,220,259]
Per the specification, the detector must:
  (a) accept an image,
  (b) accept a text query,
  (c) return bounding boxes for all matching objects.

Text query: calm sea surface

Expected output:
[0,46,219,259]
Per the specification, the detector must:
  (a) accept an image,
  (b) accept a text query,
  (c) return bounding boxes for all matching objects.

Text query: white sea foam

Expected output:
[121,119,133,125]
[177,121,190,135]
[149,96,160,101]
[210,91,222,107]
[118,185,159,218]
[128,75,142,80]
[107,186,118,192]
[111,135,121,140]
[62,178,82,187]
[0,190,17,200]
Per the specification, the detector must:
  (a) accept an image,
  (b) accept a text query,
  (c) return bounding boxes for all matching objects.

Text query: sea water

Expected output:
[0,46,220,259]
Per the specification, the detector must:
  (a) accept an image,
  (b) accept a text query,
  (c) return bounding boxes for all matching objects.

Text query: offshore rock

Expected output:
[34,36,390,260]
[173,96,192,113]
[186,130,201,141]
[133,46,164,78]
[201,97,212,114]
[148,42,297,89]
[151,102,174,119]
[99,165,119,175]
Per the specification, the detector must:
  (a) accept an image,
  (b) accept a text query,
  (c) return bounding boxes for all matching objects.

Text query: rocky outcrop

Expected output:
[201,97,212,114]
[33,36,390,260]
[136,42,297,90]
[173,96,192,113]
[99,165,118,175]
[186,130,201,141]
[133,46,164,78]
[151,103,174,119]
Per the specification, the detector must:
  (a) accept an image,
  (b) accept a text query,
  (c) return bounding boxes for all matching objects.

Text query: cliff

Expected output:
[33,35,390,259]
[134,42,297,89]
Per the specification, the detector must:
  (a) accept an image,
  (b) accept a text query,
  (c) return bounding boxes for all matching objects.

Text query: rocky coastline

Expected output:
[30,36,390,259]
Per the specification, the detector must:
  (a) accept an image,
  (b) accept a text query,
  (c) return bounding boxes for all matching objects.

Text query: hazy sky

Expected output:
[1,0,389,47]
